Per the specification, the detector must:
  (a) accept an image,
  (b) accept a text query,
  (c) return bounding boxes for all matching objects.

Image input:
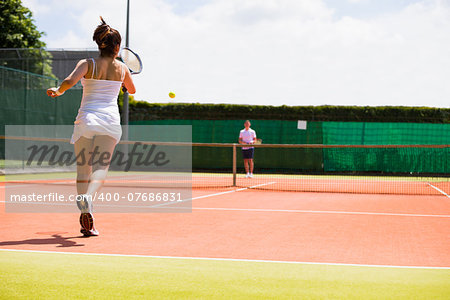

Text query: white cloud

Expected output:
[346,0,369,4]
[22,0,51,15]
[46,30,89,49]
[28,0,450,107]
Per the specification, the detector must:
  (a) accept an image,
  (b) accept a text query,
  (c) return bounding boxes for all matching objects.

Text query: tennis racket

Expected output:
[118,47,143,75]
[254,138,262,145]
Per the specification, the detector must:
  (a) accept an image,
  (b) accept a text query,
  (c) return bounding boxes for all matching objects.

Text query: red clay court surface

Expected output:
[1,182,449,268]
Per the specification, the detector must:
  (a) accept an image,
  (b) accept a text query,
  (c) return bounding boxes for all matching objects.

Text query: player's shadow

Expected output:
[0,234,86,248]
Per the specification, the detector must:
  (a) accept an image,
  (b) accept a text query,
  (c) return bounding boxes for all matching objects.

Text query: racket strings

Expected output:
[120,48,142,74]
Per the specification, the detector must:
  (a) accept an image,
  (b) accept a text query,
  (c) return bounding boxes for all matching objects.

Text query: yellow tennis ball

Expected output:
[169,92,176,98]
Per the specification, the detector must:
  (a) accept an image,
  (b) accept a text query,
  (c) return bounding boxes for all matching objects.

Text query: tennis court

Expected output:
[1,172,450,265]
[1,165,450,298]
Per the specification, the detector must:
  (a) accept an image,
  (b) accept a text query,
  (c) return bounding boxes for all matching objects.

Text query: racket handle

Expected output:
[122,86,128,93]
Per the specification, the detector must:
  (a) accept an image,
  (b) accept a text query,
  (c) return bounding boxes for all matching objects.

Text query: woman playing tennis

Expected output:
[47,17,136,236]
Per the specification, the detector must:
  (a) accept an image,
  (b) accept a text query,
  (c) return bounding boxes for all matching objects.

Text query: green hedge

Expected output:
[127,102,450,123]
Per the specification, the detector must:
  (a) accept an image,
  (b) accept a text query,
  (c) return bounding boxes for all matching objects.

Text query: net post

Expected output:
[233,143,237,186]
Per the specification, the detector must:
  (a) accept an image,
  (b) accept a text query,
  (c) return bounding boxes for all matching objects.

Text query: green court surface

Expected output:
[0,251,449,299]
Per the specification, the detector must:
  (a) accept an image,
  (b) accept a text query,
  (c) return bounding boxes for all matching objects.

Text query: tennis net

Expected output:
[2,136,449,195]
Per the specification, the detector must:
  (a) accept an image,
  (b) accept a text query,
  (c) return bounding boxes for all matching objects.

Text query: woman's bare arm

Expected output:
[47,60,89,97]
[122,67,136,94]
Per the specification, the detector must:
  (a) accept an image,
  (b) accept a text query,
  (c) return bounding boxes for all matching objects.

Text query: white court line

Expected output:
[0,249,448,270]
[1,200,449,218]
[188,182,277,200]
[149,181,277,209]
[191,207,450,218]
[427,183,450,199]
[1,182,449,218]
[0,182,277,210]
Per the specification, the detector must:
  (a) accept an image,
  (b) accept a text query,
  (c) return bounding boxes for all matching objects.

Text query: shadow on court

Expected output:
[0,234,86,248]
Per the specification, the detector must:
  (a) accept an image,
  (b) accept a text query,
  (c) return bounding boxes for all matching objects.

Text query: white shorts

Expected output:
[71,124,122,144]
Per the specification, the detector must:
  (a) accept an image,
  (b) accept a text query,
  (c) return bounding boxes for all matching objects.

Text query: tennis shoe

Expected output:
[77,194,98,237]
[80,227,99,237]
[79,212,99,236]
[249,173,253,178]
[245,173,250,178]
[80,212,94,230]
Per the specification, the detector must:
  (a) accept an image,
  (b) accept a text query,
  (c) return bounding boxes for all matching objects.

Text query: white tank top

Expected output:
[75,58,125,125]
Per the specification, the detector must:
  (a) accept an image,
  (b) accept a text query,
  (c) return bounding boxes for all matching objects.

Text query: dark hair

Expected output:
[93,17,121,57]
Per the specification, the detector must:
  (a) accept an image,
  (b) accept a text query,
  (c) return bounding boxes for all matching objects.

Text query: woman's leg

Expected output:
[85,135,117,196]
[74,136,97,235]
[74,137,93,195]
[76,135,117,236]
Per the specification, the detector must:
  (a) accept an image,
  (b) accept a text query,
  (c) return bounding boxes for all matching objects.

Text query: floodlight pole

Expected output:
[122,0,130,141]
[126,0,130,47]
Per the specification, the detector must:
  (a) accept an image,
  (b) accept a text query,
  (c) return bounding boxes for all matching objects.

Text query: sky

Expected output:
[22,0,450,108]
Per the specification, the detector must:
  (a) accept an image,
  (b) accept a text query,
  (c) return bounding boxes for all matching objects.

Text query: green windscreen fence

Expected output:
[131,120,449,145]
[321,122,449,174]
[131,119,324,172]
[131,119,323,144]
[322,122,450,145]
[132,120,449,174]
[323,147,448,174]
[0,66,81,159]
[188,145,448,174]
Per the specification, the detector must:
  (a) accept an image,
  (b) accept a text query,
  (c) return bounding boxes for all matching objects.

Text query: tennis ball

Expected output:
[169,92,176,98]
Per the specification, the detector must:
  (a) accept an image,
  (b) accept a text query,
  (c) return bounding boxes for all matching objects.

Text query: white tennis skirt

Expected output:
[70,112,122,144]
